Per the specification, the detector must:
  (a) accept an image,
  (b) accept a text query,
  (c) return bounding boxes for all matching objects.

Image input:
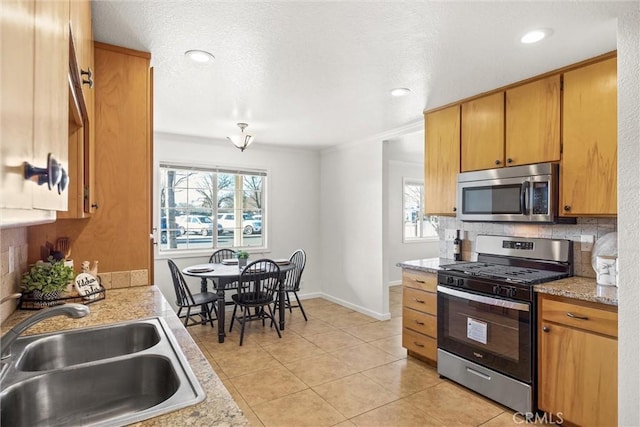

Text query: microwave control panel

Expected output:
[531,182,549,215]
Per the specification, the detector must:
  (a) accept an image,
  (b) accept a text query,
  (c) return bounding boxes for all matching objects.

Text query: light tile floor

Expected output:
[188,286,521,427]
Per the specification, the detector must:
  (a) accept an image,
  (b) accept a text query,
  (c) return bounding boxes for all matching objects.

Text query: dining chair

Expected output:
[228,259,282,345]
[167,259,217,328]
[209,248,239,306]
[276,249,308,321]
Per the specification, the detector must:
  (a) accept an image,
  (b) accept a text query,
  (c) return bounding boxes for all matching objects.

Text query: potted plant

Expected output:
[236,250,249,268]
[22,257,75,307]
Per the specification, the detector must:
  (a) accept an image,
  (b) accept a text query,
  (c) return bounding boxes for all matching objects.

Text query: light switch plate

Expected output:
[581,235,595,252]
[8,246,15,273]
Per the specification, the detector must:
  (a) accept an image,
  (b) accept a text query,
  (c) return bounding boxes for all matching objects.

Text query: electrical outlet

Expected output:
[581,235,595,252]
[445,229,457,241]
[8,246,15,273]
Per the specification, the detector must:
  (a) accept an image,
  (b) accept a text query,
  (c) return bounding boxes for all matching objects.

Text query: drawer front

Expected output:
[403,328,437,361]
[402,270,437,292]
[403,308,437,337]
[540,296,618,337]
[403,287,437,314]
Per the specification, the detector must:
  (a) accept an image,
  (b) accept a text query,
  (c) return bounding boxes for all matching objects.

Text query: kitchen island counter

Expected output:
[0,286,250,426]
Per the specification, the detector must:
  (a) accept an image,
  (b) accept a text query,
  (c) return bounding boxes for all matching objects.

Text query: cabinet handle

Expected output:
[91,203,99,209]
[24,153,62,191]
[564,205,571,212]
[413,298,425,304]
[414,279,426,284]
[507,158,513,164]
[414,320,425,326]
[81,67,94,88]
[495,160,501,165]
[567,312,589,320]
[413,341,425,348]
[542,326,550,332]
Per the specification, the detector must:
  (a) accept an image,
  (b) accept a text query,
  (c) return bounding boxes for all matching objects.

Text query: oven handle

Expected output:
[437,286,530,312]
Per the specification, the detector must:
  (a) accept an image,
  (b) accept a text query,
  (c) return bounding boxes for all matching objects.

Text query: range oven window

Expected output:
[462,184,523,215]
[438,287,532,382]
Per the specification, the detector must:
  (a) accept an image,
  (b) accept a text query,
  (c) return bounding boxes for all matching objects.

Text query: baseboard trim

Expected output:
[317,293,391,321]
[388,280,402,287]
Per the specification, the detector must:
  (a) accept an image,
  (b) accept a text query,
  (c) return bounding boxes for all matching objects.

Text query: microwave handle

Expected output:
[520,181,529,214]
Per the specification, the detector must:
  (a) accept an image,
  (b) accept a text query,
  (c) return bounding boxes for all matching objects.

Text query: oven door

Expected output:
[437,285,532,383]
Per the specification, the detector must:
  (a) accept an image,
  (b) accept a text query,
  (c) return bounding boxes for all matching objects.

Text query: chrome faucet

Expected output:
[1,301,90,360]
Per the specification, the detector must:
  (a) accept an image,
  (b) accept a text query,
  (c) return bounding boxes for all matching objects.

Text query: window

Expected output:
[159,163,266,252]
[403,178,438,241]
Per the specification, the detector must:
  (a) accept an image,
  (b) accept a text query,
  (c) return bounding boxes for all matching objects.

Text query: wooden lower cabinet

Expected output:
[402,269,437,363]
[538,294,617,426]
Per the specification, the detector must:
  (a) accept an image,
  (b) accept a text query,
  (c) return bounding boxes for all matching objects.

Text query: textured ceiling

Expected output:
[91,1,632,150]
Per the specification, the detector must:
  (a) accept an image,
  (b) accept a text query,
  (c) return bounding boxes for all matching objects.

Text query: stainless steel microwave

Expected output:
[457,163,559,223]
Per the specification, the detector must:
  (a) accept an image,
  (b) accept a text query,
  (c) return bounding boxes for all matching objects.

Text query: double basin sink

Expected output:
[0,317,205,426]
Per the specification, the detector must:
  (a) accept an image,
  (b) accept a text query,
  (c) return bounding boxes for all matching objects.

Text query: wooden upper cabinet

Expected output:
[461,92,504,172]
[61,0,96,219]
[561,57,617,216]
[505,75,561,166]
[425,105,460,216]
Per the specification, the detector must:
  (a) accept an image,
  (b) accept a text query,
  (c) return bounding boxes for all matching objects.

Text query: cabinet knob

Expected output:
[507,158,513,164]
[24,153,62,191]
[564,205,571,212]
[495,160,501,165]
[453,207,457,212]
[542,326,550,333]
[57,167,68,194]
[81,68,94,88]
[91,203,99,209]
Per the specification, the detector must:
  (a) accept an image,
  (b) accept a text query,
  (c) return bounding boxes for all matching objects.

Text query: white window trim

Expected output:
[402,177,439,243]
[154,160,270,257]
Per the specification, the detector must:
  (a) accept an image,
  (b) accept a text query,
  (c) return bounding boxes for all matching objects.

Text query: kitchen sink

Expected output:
[0,317,205,427]
[16,322,161,371]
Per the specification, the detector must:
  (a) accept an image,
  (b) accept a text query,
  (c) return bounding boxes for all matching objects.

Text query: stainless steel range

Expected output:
[437,235,572,414]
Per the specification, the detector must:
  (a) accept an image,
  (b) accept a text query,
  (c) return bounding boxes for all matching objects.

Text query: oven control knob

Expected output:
[508,287,517,298]
[456,278,464,287]
[492,285,500,295]
[446,276,454,284]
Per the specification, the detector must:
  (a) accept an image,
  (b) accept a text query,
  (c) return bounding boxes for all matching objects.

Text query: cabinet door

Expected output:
[32,0,69,211]
[0,0,35,210]
[538,322,617,426]
[461,92,504,171]
[425,105,460,216]
[561,58,617,216]
[506,75,560,166]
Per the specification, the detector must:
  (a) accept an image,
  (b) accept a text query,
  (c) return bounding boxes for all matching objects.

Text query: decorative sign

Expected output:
[75,273,101,300]
[467,317,488,345]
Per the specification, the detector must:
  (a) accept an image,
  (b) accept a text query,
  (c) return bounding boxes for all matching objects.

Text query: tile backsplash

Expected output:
[437,217,617,278]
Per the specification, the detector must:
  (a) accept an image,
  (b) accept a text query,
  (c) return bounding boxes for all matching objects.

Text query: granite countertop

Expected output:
[534,276,618,307]
[398,258,618,307]
[0,286,250,426]
[396,257,461,274]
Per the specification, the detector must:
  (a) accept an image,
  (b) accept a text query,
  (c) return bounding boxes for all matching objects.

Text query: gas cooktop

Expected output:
[440,261,569,284]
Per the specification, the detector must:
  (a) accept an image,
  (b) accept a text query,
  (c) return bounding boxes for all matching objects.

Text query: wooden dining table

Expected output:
[183,261,294,343]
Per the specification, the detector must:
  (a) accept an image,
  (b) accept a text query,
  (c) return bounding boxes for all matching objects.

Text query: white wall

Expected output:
[320,140,386,319]
[383,135,439,286]
[153,132,322,307]
[617,8,640,425]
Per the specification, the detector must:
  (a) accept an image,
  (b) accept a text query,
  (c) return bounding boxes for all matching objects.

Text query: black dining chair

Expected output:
[209,248,237,263]
[229,259,282,345]
[276,249,308,321]
[167,259,217,328]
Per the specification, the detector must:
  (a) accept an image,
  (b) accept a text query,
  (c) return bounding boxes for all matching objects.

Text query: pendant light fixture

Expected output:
[227,123,254,152]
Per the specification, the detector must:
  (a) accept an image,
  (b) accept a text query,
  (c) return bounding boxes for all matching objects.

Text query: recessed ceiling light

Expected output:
[520,29,552,44]
[185,50,215,63]
[391,88,411,97]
